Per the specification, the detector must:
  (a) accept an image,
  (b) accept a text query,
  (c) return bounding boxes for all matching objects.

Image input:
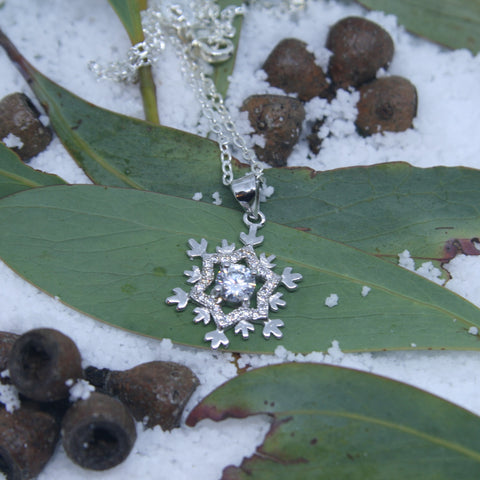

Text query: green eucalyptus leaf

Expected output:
[108,0,147,44]
[0,143,65,199]
[357,0,480,53]
[264,163,480,263]
[0,185,479,353]
[0,30,219,192]
[1,30,479,263]
[187,363,480,479]
[0,29,221,190]
[107,0,159,123]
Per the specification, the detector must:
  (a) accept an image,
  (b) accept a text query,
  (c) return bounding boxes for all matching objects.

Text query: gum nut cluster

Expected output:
[0,328,199,477]
[242,16,418,162]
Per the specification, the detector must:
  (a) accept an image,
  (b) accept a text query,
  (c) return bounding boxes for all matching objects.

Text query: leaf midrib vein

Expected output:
[38,81,144,190]
[276,409,480,462]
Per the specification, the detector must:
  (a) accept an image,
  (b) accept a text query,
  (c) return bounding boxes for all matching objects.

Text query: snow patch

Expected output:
[468,326,479,336]
[0,384,20,413]
[325,293,339,308]
[398,250,445,285]
[361,286,371,297]
[212,192,222,205]
[2,133,23,149]
[67,378,95,401]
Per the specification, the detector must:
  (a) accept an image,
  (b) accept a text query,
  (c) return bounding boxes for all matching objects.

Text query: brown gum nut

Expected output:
[355,76,418,136]
[105,361,200,430]
[0,93,52,161]
[8,328,83,402]
[326,16,394,90]
[263,38,330,101]
[241,94,305,167]
[61,392,137,471]
[0,407,59,480]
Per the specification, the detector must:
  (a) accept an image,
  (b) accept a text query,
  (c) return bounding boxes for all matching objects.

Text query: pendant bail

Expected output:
[231,173,262,220]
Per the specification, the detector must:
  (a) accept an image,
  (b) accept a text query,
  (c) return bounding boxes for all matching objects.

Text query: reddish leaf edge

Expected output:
[443,238,480,261]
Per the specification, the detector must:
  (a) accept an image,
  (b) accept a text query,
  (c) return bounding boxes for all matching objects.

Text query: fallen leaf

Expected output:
[357,0,480,53]
[108,0,147,44]
[188,363,480,479]
[1,185,480,353]
[0,143,65,199]
[1,30,479,265]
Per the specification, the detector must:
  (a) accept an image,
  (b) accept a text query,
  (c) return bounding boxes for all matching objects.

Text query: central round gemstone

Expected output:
[215,264,256,304]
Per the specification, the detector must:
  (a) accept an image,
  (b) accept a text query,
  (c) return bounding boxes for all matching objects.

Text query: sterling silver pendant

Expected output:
[90,0,305,349]
[166,223,302,349]
[166,173,302,349]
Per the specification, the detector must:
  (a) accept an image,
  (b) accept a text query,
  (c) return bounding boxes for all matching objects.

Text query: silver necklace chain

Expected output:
[177,40,262,186]
[91,0,307,348]
[90,0,306,194]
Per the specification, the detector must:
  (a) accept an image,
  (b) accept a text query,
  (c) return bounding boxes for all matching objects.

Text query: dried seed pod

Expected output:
[61,392,137,471]
[326,16,394,90]
[0,406,59,480]
[8,328,83,402]
[263,38,330,101]
[355,76,418,136]
[85,361,200,430]
[241,94,305,167]
[0,93,52,161]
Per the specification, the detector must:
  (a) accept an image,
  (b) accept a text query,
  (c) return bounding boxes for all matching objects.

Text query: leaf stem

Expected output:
[108,0,160,124]
[0,28,36,87]
[138,66,160,124]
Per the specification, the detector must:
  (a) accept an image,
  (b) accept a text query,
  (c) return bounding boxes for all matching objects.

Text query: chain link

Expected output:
[184,55,262,185]
[89,0,307,184]
[247,0,306,11]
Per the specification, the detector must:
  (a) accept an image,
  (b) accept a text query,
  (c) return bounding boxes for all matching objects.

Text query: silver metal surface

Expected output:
[166,227,302,349]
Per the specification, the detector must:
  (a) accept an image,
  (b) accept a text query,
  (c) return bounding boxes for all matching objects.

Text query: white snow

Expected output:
[2,133,23,149]
[67,379,96,402]
[398,249,416,270]
[324,293,339,308]
[0,384,20,413]
[468,326,479,336]
[361,285,371,297]
[1,0,480,479]
[398,249,446,285]
[211,191,222,205]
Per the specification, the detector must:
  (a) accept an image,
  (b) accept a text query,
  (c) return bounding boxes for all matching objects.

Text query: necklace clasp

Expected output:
[192,37,235,64]
[231,173,263,221]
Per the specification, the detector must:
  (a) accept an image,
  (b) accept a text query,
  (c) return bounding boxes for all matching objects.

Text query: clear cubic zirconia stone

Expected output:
[216,264,256,303]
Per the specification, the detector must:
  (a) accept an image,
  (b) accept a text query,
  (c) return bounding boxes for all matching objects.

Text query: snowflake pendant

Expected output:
[166,223,302,349]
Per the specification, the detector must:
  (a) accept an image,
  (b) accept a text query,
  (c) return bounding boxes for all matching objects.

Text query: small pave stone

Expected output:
[167,236,299,347]
[216,264,256,303]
